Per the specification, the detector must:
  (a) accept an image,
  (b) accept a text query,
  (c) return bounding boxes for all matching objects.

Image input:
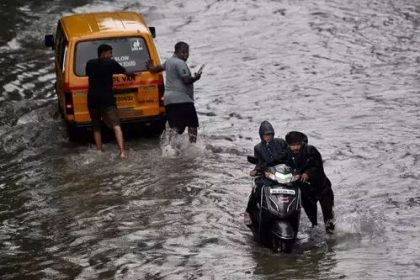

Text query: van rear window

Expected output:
[75,37,150,76]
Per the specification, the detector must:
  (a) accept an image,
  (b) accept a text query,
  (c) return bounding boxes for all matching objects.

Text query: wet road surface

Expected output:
[1,0,420,279]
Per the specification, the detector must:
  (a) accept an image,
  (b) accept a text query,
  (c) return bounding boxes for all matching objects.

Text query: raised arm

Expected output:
[301,146,324,183]
[146,59,164,73]
[112,59,136,79]
[181,73,201,84]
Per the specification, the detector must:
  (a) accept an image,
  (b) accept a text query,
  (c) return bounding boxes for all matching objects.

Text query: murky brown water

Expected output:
[1,0,420,279]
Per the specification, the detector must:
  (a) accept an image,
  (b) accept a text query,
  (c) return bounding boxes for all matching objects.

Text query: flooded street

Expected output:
[1,0,420,279]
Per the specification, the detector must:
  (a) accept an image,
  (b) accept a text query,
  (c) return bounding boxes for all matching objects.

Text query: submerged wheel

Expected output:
[149,119,165,135]
[272,237,281,253]
[139,119,166,136]
[281,239,294,254]
[272,237,294,253]
[66,123,78,142]
[58,102,64,119]
[66,123,89,143]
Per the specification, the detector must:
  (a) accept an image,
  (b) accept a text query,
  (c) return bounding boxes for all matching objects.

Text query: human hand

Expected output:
[292,174,301,182]
[145,59,153,70]
[126,72,136,79]
[250,170,257,177]
[194,73,202,81]
[300,173,309,183]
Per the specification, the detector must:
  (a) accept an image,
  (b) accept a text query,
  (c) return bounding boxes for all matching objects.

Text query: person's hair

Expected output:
[97,44,112,57]
[174,41,189,53]
[285,131,306,145]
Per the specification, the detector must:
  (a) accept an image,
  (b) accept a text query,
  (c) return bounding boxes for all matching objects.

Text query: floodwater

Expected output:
[1,0,420,279]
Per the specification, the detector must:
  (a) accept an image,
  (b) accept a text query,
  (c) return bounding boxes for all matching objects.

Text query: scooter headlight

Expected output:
[274,172,293,184]
[265,171,293,184]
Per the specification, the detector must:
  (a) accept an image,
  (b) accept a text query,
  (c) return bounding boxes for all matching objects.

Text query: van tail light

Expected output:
[158,82,164,107]
[64,91,74,114]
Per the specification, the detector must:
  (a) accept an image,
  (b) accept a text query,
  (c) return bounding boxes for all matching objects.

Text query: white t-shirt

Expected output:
[162,55,194,105]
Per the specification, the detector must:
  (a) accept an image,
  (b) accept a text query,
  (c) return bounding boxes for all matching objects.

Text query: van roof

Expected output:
[60,11,150,39]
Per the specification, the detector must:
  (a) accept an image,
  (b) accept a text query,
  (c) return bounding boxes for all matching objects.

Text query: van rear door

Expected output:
[74,37,161,121]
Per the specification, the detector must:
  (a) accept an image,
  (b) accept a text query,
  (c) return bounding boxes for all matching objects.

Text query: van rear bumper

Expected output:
[68,114,166,128]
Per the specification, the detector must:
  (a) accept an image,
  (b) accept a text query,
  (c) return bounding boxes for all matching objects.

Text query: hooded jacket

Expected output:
[253,121,288,171]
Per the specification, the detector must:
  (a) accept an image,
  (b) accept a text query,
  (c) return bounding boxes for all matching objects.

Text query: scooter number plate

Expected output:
[270,188,295,195]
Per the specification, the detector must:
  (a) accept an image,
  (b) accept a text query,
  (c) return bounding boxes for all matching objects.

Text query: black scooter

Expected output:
[246,155,302,253]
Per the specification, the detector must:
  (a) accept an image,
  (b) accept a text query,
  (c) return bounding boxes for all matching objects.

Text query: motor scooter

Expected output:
[246,155,302,253]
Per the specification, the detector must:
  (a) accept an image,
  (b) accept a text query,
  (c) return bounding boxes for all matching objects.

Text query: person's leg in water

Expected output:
[93,129,103,152]
[113,125,126,158]
[244,189,256,226]
[167,127,176,143]
[244,177,263,225]
[168,126,185,145]
[300,190,318,227]
[319,187,335,233]
[103,107,126,158]
[89,108,103,152]
[188,127,197,143]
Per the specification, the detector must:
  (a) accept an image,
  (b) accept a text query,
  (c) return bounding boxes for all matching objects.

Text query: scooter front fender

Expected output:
[271,221,295,240]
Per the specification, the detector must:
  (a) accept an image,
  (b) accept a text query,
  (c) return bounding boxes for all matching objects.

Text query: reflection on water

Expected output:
[1,0,420,279]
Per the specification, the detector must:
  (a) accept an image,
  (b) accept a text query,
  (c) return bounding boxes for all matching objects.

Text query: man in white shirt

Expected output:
[146,42,202,143]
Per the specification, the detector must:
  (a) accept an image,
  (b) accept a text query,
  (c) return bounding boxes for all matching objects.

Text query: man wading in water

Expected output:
[86,44,135,158]
[146,41,202,143]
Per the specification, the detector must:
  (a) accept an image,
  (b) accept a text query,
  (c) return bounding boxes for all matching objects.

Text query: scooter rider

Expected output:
[244,121,288,225]
[284,131,335,233]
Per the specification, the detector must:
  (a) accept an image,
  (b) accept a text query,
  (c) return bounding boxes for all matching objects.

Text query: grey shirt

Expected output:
[162,55,194,105]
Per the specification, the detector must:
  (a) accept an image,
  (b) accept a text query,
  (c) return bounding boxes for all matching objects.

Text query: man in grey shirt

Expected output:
[147,41,202,143]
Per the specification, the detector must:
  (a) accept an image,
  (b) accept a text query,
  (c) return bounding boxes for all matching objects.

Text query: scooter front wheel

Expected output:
[272,237,281,253]
[272,237,294,253]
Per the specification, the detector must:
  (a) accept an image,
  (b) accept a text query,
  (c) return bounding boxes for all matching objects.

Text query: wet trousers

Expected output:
[301,186,334,226]
[246,178,264,213]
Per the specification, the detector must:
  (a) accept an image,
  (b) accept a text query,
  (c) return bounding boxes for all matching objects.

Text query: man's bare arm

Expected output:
[181,72,201,84]
[146,59,164,73]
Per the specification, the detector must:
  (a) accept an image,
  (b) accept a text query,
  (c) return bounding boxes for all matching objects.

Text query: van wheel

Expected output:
[58,103,64,119]
[66,123,78,142]
[146,119,165,136]
[66,123,89,143]
[154,120,166,135]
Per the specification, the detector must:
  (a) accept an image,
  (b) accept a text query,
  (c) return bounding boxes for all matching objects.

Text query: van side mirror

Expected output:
[44,34,55,49]
[149,27,156,38]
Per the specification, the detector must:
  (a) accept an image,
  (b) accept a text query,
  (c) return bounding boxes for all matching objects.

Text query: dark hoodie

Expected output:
[253,121,288,171]
[285,131,331,194]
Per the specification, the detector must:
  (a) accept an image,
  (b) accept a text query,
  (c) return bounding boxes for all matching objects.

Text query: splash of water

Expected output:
[160,126,206,158]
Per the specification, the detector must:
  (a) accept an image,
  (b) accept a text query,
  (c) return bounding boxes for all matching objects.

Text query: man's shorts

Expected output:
[88,106,120,131]
[165,102,199,133]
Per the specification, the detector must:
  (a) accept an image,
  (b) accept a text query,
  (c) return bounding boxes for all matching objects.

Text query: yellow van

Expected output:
[44,11,165,140]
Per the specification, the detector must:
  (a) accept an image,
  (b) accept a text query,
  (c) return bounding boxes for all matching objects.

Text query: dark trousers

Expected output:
[301,186,334,226]
[246,177,264,213]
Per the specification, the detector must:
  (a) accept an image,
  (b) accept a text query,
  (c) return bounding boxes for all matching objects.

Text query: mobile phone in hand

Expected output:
[197,64,205,75]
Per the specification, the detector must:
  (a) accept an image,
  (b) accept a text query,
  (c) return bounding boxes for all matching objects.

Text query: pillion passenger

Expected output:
[244,121,288,225]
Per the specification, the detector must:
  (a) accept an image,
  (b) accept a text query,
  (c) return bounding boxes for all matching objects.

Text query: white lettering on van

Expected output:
[114,56,130,62]
[113,76,135,83]
[121,61,136,67]
[131,39,143,51]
